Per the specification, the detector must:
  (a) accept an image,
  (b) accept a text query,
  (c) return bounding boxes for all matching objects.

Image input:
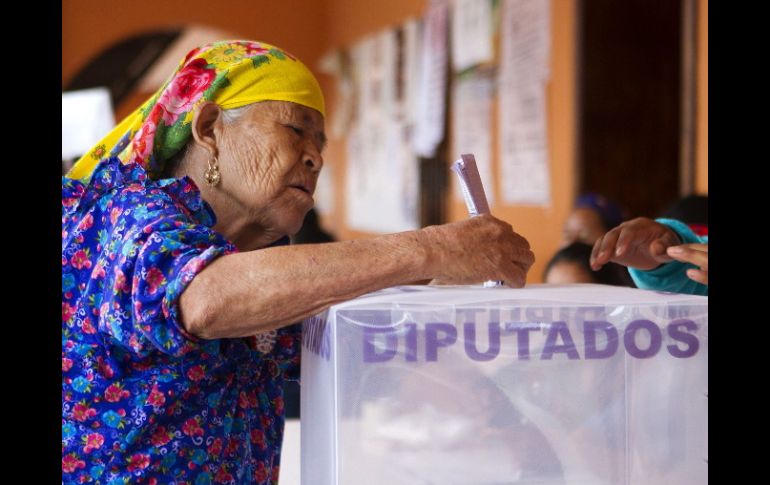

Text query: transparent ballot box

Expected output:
[301,284,708,485]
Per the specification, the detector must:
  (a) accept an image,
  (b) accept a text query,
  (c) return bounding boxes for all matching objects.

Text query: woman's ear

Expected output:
[191,102,223,155]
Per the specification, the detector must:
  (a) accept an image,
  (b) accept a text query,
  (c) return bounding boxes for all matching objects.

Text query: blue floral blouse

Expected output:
[62,157,300,484]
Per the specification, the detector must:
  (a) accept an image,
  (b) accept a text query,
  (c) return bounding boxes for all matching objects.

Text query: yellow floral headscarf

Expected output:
[67,40,325,181]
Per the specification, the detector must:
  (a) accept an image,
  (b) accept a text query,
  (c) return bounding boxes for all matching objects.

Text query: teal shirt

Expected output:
[628,218,708,296]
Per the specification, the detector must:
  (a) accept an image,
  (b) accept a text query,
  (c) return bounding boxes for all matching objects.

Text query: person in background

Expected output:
[561,193,628,247]
[544,242,634,287]
[62,40,535,483]
[589,217,707,295]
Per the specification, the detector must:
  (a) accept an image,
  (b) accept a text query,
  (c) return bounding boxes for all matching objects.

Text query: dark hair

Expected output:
[659,195,708,226]
[574,193,627,231]
[544,242,634,287]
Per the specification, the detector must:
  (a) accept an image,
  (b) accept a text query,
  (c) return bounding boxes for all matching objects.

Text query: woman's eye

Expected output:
[287,125,304,136]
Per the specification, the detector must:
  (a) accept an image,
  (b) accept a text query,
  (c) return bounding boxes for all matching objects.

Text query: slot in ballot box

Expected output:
[300,284,708,485]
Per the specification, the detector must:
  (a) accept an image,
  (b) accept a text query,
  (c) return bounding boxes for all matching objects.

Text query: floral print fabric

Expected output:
[67,40,325,182]
[62,157,300,484]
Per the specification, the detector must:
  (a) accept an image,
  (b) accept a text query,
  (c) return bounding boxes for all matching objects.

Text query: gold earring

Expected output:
[204,155,221,186]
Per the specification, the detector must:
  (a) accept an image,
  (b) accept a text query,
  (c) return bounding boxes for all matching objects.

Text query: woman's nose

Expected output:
[304,147,323,172]
[304,158,320,170]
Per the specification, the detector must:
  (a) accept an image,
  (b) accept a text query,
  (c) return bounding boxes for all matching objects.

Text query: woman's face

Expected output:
[217,100,326,236]
[545,261,596,285]
[561,207,607,247]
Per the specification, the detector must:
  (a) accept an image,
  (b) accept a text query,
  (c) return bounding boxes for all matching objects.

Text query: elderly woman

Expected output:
[62,40,534,484]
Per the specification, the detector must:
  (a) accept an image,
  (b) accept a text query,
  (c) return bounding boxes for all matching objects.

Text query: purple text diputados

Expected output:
[362,319,700,363]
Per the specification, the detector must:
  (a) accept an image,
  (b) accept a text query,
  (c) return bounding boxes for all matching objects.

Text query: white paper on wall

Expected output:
[353,30,398,125]
[450,0,494,73]
[500,0,551,82]
[318,49,355,139]
[413,0,449,158]
[345,120,419,233]
[498,0,552,206]
[402,18,423,129]
[62,87,115,160]
[498,76,551,205]
[451,71,495,205]
[345,25,422,234]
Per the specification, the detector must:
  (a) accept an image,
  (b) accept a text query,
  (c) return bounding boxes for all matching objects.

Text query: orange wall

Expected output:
[62,0,328,88]
[326,0,427,47]
[695,0,708,194]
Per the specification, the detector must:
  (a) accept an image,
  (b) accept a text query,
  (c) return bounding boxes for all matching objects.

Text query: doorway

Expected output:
[577,0,691,218]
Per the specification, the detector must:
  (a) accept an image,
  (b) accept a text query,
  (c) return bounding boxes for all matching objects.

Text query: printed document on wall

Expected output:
[500,0,551,81]
[452,71,495,205]
[318,49,355,139]
[345,27,419,233]
[352,31,398,124]
[451,0,494,73]
[345,121,420,233]
[402,18,423,129]
[413,0,449,158]
[498,0,551,206]
[498,78,550,205]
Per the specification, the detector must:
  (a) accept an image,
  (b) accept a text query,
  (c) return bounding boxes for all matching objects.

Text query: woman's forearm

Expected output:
[179,230,432,339]
[179,214,535,339]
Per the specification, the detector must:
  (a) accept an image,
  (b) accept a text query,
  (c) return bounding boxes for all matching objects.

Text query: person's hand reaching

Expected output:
[666,243,708,285]
[590,217,681,271]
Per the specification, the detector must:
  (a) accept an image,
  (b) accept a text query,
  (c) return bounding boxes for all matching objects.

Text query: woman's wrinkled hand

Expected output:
[590,217,681,271]
[422,214,535,287]
[667,243,708,285]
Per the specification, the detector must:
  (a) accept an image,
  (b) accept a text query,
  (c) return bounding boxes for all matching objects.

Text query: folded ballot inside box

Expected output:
[301,284,708,485]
